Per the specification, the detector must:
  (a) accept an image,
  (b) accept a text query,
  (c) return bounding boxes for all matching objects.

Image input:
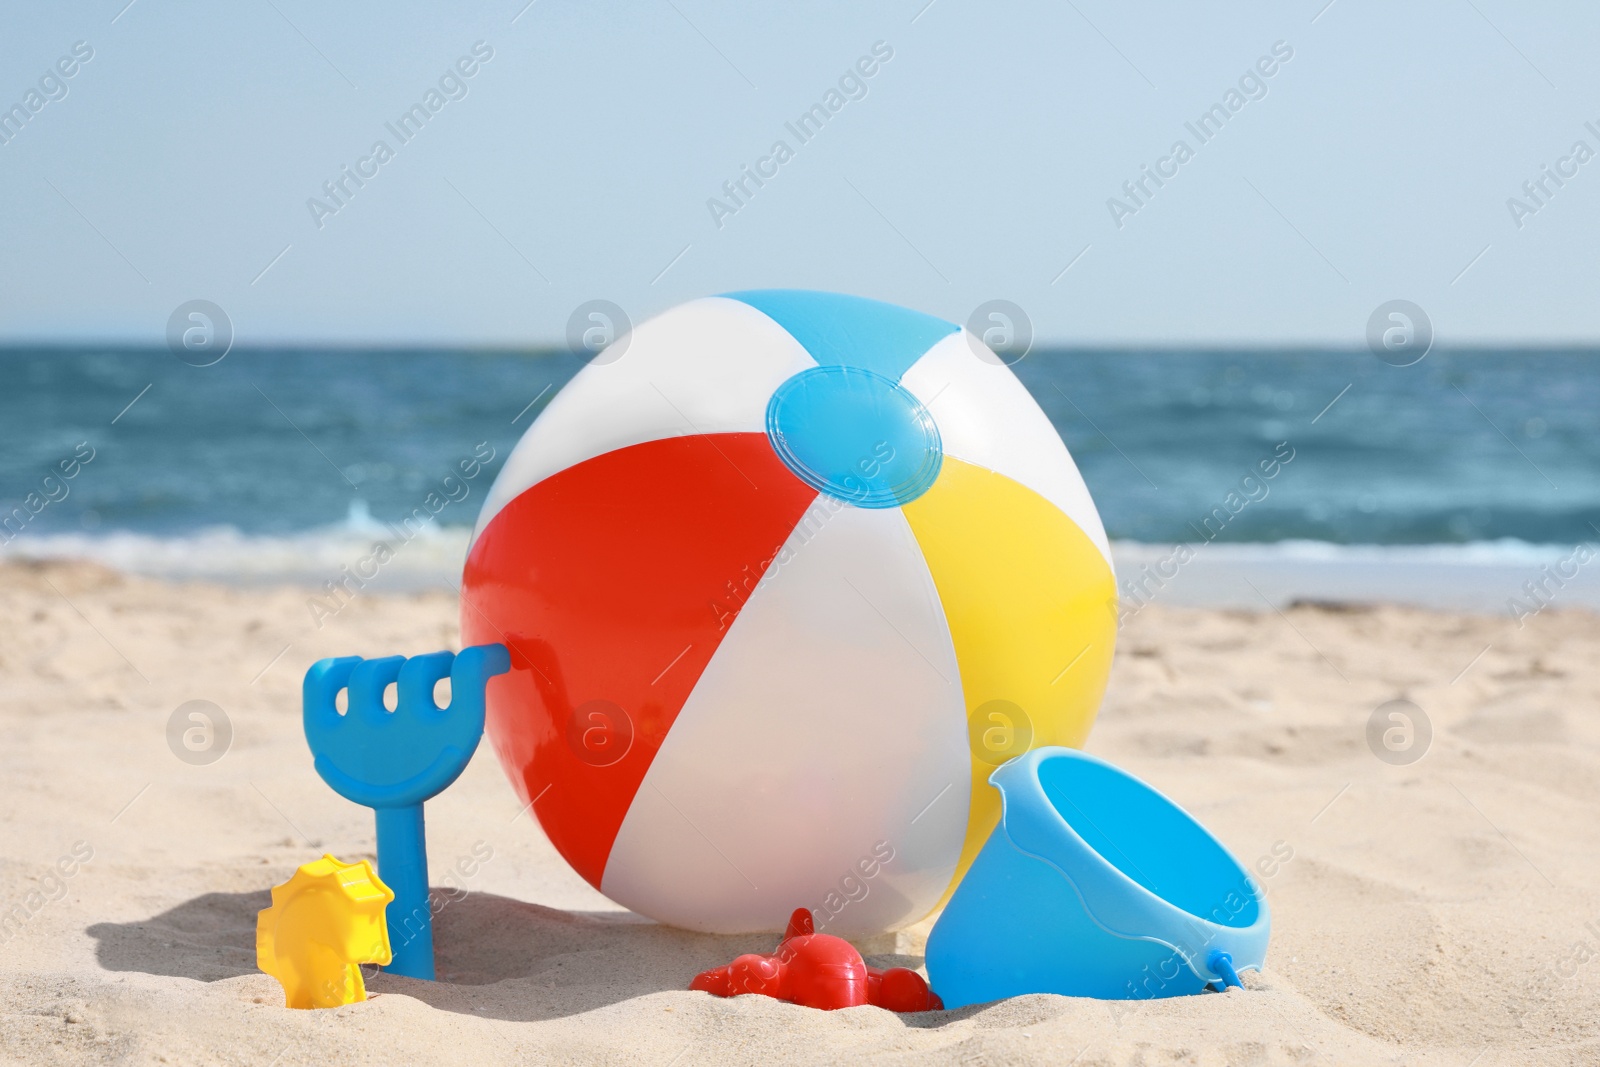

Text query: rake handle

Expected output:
[376,804,433,980]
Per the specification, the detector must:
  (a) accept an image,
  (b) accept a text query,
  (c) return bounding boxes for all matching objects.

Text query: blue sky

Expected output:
[0,0,1596,346]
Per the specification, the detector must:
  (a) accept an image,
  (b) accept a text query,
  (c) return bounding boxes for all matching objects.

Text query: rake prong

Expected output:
[450,643,511,720]
[302,656,362,731]
[398,651,455,716]
[347,656,406,727]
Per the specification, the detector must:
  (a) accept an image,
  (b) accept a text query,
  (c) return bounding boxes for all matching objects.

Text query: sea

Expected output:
[2,346,1596,617]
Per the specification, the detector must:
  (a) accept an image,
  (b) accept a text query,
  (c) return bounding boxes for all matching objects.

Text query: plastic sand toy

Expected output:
[925,747,1270,1007]
[256,855,393,1009]
[691,908,942,1012]
[302,643,509,979]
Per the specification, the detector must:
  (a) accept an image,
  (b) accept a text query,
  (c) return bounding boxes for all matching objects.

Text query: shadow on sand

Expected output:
[87,889,963,1025]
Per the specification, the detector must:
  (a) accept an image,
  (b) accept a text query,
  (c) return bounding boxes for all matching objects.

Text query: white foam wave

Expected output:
[1111,538,1600,613]
[5,523,1597,613]
[1,503,471,589]
[1114,537,1583,568]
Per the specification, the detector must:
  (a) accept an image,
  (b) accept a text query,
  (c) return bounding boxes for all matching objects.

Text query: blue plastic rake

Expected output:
[302,643,510,980]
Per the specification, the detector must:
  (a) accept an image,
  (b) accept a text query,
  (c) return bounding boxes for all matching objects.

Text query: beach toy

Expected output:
[463,290,1117,936]
[925,747,1270,1007]
[302,643,510,979]
[690,907,942,1012]
[256,854,393,1009]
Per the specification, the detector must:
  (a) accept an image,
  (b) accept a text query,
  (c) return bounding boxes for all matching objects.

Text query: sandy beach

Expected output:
[2,558,1597,1066]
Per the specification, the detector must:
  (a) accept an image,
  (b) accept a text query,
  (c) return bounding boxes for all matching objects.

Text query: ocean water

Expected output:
[2,346,1595,611]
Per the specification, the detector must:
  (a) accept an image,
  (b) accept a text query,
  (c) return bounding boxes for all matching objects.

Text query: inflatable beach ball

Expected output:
[462,291,1117,936]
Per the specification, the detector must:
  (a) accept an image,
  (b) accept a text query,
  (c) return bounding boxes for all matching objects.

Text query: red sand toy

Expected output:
[690,908,942,1012]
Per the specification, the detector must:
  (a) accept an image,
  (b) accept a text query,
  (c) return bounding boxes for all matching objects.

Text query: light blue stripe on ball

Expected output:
[724,289,958,381]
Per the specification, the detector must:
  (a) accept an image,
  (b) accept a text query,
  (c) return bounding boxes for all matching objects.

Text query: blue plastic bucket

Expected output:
[926,747,1270,1006]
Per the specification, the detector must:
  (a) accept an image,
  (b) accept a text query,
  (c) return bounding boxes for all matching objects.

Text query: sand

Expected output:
[2,558,1597,1066]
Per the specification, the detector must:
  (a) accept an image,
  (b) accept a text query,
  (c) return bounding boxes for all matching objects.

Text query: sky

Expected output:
[0,0,1597,347]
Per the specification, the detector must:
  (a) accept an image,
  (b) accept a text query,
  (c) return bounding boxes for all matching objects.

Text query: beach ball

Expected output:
[461,291,1117,936]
